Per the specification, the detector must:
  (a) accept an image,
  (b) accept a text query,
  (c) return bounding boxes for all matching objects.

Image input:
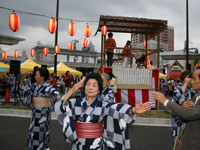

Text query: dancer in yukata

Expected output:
[20,67,61,150]
[55,73,152,149]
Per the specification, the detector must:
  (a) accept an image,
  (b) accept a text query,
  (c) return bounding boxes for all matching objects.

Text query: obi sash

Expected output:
[75,121,103,139]
[33,97,51,108]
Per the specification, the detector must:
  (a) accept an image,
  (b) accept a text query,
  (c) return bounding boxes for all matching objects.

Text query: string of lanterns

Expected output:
[5,9,108,60]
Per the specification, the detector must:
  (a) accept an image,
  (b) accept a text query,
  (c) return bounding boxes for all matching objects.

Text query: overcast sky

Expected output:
[0,0,199,56]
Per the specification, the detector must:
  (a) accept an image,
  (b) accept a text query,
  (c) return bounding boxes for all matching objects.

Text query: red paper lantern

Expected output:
[143,40,146,48]
[43,48,48,56]
[13,50,19,59]
[48,17,57,34]
[68,21,76,36]
[55,45,60,54]
[9,12,20,32]
[146,49,151,69]
[84,25,91,37]
[30,49,35,57]
[2,51,7,60]
[68,42,73,51]
[101,25,107,36]
[83,39,88,48]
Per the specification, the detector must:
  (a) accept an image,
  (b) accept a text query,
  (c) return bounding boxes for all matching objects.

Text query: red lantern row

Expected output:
[2,50,19,59]
[3,40,89,59]
[9,12,20,32]
[48,17,57,34]
[2,52,7,60]
[8,12,108,37]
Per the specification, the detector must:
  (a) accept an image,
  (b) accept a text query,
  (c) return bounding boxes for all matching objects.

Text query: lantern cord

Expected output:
[0,6,98,23]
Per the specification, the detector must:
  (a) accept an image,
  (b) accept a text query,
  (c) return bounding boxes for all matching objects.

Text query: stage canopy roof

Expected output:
[95,15,168,38]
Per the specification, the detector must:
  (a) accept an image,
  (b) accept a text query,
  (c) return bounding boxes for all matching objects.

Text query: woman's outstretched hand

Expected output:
[131,102,152,114]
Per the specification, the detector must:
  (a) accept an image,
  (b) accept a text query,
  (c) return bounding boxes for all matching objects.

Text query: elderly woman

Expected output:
[101,73,115,103]
[55,73,151,149]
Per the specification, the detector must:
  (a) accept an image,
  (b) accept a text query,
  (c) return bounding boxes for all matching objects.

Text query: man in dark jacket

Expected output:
[151,69,200,150]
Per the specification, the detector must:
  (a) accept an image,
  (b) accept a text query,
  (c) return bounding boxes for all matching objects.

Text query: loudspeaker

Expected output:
[41,65,47,68]
[10,60,21,75]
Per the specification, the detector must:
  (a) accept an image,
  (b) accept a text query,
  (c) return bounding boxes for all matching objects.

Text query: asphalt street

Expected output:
[0,116,172,150]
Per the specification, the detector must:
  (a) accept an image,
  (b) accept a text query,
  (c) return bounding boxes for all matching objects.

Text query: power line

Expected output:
[0,6,99,24]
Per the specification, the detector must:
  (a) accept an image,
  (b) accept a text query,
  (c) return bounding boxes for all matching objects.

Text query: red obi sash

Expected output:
[75,121,103,139]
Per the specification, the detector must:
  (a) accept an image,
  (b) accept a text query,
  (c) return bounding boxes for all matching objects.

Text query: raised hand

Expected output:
[132,102,152,114]
[184,75,192,85]
[63,80,84,106]
[71,79,84,93]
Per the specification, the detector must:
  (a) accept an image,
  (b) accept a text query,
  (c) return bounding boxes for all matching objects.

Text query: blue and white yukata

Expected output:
[172,82,196,144]
[20,81,60,150]
[54,96,135,150]
[101,87,131,150]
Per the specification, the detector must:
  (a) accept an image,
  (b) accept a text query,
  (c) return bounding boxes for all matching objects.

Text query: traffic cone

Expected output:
[4,88,10,103]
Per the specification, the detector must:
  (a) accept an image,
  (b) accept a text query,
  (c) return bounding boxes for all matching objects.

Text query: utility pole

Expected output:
[54,0,59,74]
[186,0,189,70]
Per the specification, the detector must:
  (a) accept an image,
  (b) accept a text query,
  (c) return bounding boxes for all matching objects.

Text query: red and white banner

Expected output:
[100,68,159,109]
[115,70,159,108]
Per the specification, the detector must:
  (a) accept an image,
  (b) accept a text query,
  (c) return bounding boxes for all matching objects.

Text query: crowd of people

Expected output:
[1,65,200,150]
[16,64,200,150]
[0,73,17,98]
[1,32,200,150]
[0,68,82,100]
